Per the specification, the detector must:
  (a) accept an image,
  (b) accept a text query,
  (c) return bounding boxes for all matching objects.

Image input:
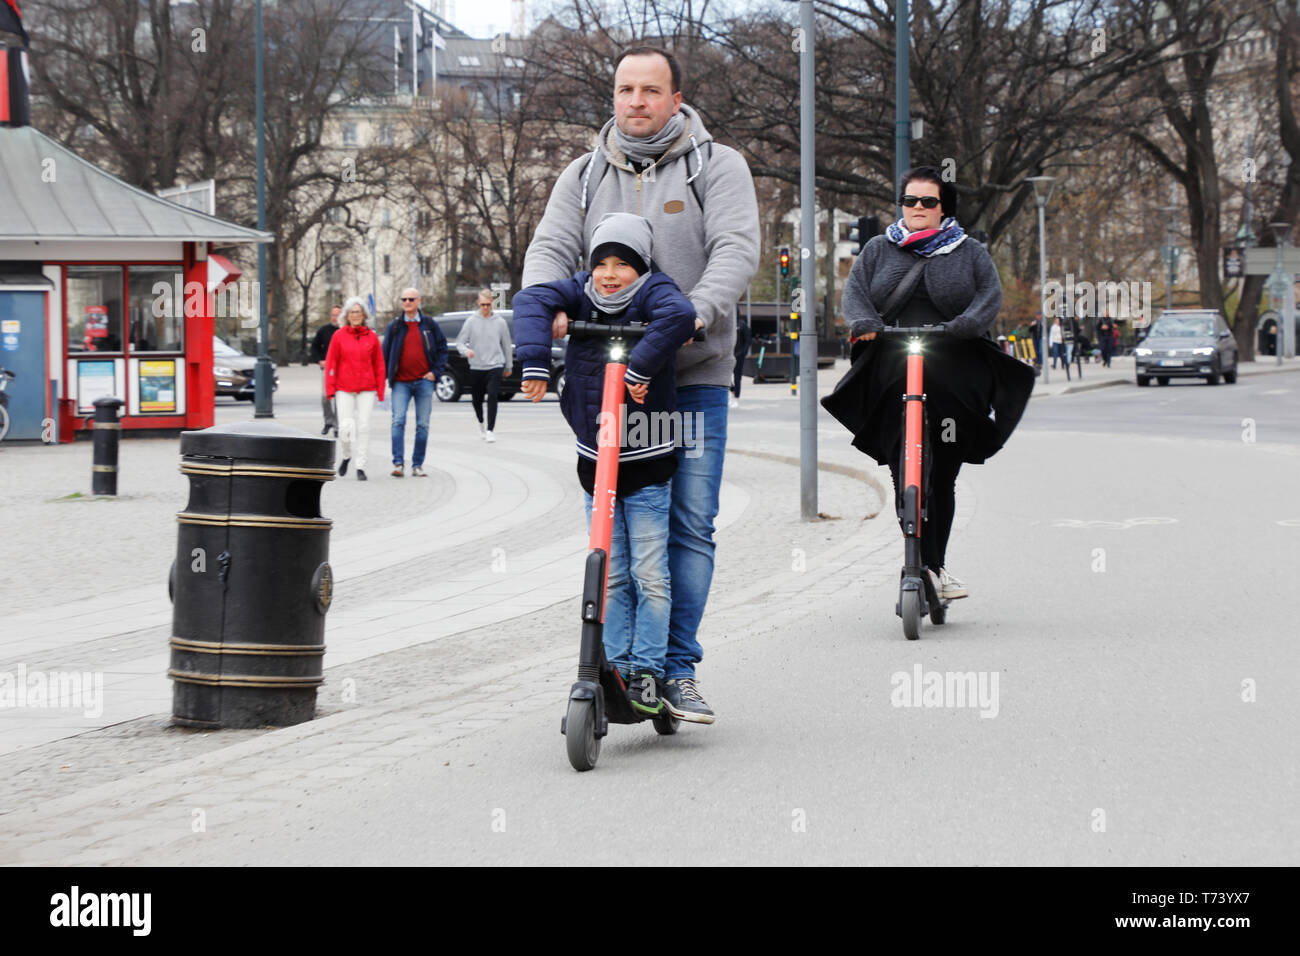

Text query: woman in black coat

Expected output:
[823,166,1034,601]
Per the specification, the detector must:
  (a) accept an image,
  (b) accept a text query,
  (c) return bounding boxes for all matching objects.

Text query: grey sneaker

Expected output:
[411,466,427,477]
[939,567,968,600]
[663,678,715,724]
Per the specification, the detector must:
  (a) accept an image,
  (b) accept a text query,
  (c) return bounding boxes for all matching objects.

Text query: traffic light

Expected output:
[779,247,790,277]
[850,216,881,255]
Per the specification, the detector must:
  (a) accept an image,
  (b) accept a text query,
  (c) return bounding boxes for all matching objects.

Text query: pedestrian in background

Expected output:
[1097,314,1115,367]
[455,289,513,443]
[1028,313,1043,368]
[312,304,341,435]
[326,297,385,481]
[730,310,751,408]
[1050,317,1064,369]
[382,287,447,478]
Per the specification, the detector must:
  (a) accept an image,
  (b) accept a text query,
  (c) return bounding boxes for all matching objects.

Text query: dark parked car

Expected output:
[1134,309,1238,386]
[431,310,567,402]
[212,335,279,400]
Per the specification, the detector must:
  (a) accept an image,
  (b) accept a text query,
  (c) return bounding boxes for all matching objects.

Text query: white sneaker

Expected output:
[938,567,968,600]
[485,430,495,443]
[477,420,486,438]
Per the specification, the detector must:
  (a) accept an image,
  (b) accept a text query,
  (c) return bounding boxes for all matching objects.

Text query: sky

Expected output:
[434,0,521,40]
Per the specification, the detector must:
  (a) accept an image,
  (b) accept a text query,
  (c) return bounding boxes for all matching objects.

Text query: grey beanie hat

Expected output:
[588,212,654,275]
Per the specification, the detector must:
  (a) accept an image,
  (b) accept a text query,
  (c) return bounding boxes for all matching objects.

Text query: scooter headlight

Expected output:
[908,339,922,355]
[609,344,626,361]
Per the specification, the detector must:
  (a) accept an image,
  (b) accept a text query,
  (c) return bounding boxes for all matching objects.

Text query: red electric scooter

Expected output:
[878,325,950,640]
[561,318,703,771]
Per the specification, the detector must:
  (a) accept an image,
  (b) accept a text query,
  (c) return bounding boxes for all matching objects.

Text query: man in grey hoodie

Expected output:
[523,46,760,723]
[455,289,514,442]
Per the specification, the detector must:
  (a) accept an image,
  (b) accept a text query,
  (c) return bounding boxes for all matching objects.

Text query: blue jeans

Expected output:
[584,482,672,676]
[390,378,433,467]
[666,385,729,679]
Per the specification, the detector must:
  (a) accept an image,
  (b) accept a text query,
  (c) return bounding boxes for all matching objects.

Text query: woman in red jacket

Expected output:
[325,297,386,480]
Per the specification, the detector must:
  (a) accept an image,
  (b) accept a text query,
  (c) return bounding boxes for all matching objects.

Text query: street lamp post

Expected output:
[798,0,817,520]
[253,0,273,418]
[1156,193,1179,312]
[1269,222,1294,363]
[369,235,378,319]
[895,0,910,220]
[1028,176,1056,385]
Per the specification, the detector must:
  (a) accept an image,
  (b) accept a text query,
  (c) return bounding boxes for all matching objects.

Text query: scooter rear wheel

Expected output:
[652,712,679,736]
[565,699,601,771]
[901,589,921,641]
[930,598,946,625]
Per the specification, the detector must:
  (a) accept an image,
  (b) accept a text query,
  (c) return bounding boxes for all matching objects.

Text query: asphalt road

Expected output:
[120,368,1299,865]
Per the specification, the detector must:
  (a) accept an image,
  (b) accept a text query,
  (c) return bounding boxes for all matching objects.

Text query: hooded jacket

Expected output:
[325,323,386,401]
[522,104,759,389]
[514,271,697,468]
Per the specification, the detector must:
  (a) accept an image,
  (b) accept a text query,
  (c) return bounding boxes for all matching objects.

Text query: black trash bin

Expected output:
[169,422,335,728]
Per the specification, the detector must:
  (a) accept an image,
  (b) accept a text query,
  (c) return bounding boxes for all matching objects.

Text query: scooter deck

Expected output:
[599,664,662,726]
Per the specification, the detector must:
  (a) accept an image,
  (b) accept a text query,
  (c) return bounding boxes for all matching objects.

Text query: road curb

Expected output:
[1053,378,1129,397]
[728,446,890,520]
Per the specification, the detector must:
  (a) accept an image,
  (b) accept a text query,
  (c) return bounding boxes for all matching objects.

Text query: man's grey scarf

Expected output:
[584,271,652,315]
[614,111,687,166]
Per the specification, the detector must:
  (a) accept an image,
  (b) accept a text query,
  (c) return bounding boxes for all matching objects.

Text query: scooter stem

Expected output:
[588,358,628,612]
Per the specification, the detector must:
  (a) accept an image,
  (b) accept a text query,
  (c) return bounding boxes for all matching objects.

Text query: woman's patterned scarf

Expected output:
[885,216,967,257]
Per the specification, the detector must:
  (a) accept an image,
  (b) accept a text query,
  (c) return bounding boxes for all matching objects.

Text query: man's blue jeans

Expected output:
[584,481,672,676]
[666,384,729,679]
[390,378,433,467]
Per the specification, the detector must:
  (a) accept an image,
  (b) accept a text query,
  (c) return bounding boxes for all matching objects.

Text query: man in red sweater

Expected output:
[381,288,448,478]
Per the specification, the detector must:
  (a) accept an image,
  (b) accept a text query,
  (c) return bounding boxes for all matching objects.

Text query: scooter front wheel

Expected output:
[565,699,601,771]
[901,588,921,641]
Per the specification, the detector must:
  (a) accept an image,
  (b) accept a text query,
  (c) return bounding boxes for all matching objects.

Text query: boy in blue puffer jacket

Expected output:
[516,213,698,716]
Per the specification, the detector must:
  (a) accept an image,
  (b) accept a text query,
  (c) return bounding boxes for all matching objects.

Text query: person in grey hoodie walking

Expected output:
[455,289,514,442]
[523,46,760,723]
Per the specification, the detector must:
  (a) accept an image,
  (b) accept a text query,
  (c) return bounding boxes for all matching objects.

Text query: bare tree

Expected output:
[1228,0,1300,358]
[1125,0,1262,321]
[27,0,249,189]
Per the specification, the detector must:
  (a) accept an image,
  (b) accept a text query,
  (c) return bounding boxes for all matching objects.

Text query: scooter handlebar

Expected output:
[566,320,707,343]
[874,324,948,336]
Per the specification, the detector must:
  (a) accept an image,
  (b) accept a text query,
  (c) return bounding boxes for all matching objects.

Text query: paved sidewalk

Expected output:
[0,365,886,755]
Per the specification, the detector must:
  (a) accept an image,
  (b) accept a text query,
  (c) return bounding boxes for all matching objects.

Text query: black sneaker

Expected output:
[626,673,664,716]
[356,469,367,481]
[663,678,716,724]
[338,458,350,477]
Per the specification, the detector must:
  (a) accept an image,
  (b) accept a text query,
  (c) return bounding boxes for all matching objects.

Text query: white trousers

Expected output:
[334,390,376,470]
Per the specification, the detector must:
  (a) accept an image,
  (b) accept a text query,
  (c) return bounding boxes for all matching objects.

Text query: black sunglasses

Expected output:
[900,195,942,209]
[401,297,418,301]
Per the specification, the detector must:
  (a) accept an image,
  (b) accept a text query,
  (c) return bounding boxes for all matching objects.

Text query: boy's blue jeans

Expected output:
[390,377,433,467]
[583,480,672,677]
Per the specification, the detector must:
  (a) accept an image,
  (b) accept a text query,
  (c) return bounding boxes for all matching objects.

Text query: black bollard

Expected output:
[91,397,124,495]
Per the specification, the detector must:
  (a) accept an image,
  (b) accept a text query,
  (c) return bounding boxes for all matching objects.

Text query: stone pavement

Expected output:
[0,362,893,861]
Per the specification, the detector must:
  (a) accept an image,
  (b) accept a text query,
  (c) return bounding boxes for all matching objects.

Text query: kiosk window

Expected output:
[67,266,125,354]
[129,266,184,352]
